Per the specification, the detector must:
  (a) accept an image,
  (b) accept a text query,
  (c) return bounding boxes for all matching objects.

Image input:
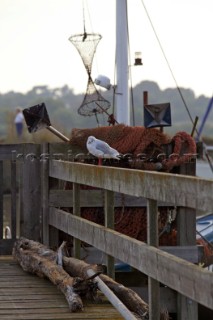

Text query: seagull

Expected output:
[86,136,121,165]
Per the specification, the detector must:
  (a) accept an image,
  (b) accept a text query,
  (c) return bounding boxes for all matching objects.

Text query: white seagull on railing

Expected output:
[86,136,121,165]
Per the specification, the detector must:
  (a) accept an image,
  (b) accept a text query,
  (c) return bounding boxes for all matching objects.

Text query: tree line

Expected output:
[0,81,212,139]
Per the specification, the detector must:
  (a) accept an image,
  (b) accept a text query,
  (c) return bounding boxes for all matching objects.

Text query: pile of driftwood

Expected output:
[13,238,169,320]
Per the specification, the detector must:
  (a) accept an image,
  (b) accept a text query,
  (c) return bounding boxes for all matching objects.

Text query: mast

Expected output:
[115,0,130,125]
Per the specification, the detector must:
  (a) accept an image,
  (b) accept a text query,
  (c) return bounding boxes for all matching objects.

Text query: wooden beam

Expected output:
[0,161,3,239]
[104,190,115,279]
[19,144,41,242]
[147,199,160,320]
[10,159,17,239]
[49,207,213,310]
[41,143,49,246]
[49,189,173,208]
[177,163,198,320]
[73,183,81,259]
[0,144,25,161]
[49,161,213,212]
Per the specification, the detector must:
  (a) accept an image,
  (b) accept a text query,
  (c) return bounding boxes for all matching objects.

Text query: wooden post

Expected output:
[11,159,17,239]
[147,198,160,320]
[41,143,50,245]
[0,161,3,239]
[177,162,198,320]
[104,189,115,279]
[73,182,81,259]
[143,91,148,106]
[19,144,41,242]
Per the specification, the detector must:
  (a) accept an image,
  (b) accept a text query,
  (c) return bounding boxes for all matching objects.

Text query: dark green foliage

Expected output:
[0,82,212,138]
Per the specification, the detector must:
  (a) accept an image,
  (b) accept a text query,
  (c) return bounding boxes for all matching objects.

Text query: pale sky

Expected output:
[0,0,212,98]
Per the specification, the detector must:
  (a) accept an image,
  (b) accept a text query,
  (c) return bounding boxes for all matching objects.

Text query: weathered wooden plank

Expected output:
[0,161,3,239]
[41,143,50,245]
[0,312,123,320]
[49,161,213,212]
[0,258,123,320]
[0,294,65,301]
[73,182,81,259]
[10,160,16,239]
[0,144,25,161]
[49,189,173,207]
[49,207,213,310]
[104,190,115,279]
[160,246,203,264]
[147,199,160,320]
[69,245,203,265]
[0,288,60,294]
[19,144,41,241]
[176,163,198,320]
[0,301,69,308]
[0,282,52,288]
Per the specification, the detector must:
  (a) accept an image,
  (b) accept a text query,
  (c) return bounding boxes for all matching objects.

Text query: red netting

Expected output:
[70,124,196,171]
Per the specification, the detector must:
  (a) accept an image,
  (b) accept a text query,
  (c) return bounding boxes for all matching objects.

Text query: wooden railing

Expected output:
[1,142,213,320]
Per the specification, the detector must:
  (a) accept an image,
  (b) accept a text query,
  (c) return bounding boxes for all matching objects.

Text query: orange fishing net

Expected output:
[70,124,196,172]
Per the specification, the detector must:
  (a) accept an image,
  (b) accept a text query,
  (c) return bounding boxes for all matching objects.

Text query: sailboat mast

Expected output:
[115,0,130,125]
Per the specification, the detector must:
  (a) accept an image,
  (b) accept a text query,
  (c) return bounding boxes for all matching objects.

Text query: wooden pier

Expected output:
[0,256,123,320]
[0,142,213,320]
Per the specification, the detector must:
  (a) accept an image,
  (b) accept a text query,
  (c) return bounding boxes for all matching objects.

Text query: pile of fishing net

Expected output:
[70,124,196,172]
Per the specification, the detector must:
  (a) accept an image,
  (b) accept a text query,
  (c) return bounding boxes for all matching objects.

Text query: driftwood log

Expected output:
[13,238,169,319]
[13,238,84,312]
[62,256,149,318]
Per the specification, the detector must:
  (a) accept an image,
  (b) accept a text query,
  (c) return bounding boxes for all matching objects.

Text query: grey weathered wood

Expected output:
[10,159,17,239]
[19,144,41,241]
[131,286,176,313]
[177,162,197,246]
[77,245,203,265]
[0,144,24,161]
[0,161,3,239]
[177,163,198,320]
[49,189,173,208]
[73,183,81,259]
[41,143,49,245]
[104,190,115,279]
[0,256,123,319]
[147,199,160,320]
[0,239,15,255]
[160,245,203,264]
[49,161,213,212]
[49,207,213,310]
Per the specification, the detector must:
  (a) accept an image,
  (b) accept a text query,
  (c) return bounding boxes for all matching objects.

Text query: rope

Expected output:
[82,0,87,36]
[140,0,194,125]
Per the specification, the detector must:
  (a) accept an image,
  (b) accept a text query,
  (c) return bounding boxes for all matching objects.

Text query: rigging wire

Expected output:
[140,0,213,173]
[82,0,86,35]
[140,0,194,125]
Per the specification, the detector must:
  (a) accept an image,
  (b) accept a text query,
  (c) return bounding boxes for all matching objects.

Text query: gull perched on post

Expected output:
[86,136,120,165]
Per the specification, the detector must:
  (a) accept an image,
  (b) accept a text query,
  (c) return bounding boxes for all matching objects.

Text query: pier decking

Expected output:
[1,142,213,320]
[0,256,123,320]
